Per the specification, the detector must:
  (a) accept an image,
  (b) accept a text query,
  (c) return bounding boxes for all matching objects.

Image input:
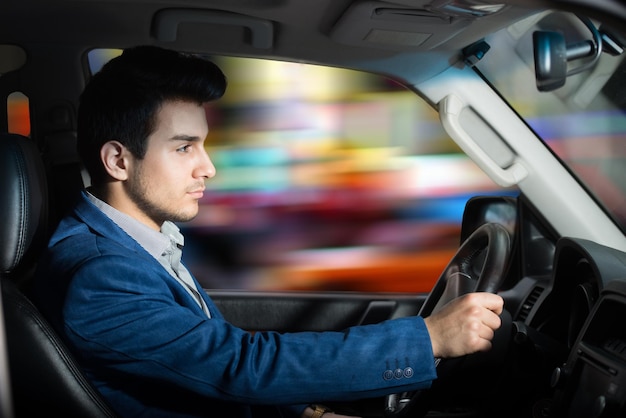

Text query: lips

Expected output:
[187,187,205,199]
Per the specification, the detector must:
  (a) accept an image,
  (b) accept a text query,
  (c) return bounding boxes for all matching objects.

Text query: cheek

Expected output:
[143,161,173,186]
[153,170,186,199]
[138,158,188,199]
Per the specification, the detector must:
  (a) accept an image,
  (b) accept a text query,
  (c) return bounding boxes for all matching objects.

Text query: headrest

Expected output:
[0,133,48,275]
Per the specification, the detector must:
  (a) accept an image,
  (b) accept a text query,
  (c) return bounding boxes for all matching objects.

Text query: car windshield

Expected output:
[476,11,626,233]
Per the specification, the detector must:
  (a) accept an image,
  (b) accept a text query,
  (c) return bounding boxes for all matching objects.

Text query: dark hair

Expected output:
[77,45,227,185]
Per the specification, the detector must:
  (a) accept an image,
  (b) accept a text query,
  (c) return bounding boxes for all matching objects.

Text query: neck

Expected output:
[87,184,162,231]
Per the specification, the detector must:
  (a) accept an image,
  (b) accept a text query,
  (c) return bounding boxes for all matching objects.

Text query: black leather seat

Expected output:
[0,133,117,417]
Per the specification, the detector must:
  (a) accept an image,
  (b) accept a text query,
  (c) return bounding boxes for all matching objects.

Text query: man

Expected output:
[34,46,504,418]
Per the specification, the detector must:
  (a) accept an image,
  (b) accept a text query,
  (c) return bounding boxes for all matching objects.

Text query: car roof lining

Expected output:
[0,0,540,84]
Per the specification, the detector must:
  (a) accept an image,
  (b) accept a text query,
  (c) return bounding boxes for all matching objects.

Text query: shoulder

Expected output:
[40,196,158,289]
[49,192,144,257]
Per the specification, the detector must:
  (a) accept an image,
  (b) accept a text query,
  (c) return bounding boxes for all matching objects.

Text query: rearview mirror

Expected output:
[532,16,603,92]
[533,31,567,91]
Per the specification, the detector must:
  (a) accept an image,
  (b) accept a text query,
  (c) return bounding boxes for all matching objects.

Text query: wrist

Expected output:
[309,404,333,418]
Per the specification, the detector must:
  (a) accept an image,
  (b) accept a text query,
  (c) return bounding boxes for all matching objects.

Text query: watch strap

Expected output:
[310,404,332,418]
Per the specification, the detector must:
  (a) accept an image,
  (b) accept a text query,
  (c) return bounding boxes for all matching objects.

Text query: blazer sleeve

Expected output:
[62,254,437,406]
[51,236,437,407]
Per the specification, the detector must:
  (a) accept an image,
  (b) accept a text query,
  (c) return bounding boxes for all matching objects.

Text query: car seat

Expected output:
[0,133,117,417]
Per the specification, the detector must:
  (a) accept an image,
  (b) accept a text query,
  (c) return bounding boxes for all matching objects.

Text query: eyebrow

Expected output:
[168,134,203,142]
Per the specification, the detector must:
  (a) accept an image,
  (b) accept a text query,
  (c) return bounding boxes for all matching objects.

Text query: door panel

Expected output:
[208,290,427,332]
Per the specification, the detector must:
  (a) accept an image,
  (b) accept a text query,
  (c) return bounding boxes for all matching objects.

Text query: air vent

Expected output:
[517,286,544,321]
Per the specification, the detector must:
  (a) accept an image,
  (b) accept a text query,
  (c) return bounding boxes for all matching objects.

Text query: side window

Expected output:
[7,92,30,136]
[87,48,121,74]
[87,50,513,293]
[0,45,29,136]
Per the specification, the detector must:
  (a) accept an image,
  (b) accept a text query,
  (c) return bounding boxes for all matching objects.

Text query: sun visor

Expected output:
[330,1,474,51]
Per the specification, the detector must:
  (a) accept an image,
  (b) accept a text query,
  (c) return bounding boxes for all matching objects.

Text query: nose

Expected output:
[196,148,216,179]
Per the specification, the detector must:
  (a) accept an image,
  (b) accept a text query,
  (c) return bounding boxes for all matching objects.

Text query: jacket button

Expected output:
[403,367,414,378]
[383,370,394,380]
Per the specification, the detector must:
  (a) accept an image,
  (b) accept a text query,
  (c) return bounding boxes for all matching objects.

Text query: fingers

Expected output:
[458,291,504,316]
[474,312,498,352]
[477,292,505,315]
[424,292,504,358]
[476,296,503,333]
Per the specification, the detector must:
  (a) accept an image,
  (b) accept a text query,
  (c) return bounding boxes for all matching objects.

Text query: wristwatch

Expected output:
[310,404,332,418]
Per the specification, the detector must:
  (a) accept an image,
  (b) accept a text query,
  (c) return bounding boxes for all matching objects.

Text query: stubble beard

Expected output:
[127,168,198,225]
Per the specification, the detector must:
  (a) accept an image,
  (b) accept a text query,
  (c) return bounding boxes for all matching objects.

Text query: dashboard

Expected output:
[551,280,626,416]
[513,237,626,416]
[466,196,626,416]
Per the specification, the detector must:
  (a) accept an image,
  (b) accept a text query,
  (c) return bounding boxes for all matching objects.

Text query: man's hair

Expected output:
[77,45,227,185]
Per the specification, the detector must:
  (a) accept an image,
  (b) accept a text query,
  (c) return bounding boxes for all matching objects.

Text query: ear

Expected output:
[100,140,131,181]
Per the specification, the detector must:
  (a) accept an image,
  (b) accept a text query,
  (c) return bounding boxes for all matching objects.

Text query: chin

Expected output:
[174,208,199,223]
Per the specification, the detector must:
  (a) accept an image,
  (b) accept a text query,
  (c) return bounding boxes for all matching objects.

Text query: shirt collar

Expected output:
[160,220,184,248]
[85,190,175,259]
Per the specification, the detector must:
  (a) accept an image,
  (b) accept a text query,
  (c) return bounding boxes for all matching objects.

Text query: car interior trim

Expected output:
[439,94,528,187]
[418,66,626,252]
[152,8,275,49]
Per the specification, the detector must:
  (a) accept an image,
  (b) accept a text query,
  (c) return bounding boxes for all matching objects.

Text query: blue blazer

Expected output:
[34,192,436,418]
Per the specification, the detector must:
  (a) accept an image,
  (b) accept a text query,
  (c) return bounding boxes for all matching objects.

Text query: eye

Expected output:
[176,144,192,153]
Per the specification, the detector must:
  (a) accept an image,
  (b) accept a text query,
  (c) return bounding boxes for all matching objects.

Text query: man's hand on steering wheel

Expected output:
[424,292,504,359]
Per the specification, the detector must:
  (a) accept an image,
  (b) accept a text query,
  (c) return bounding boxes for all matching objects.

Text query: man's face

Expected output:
[124,100,215,229]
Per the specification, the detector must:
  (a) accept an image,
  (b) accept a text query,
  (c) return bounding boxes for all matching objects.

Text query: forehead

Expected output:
[152,100,209,136]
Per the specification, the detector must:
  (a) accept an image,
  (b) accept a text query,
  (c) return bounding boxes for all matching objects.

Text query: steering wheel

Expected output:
[384,222,511,418]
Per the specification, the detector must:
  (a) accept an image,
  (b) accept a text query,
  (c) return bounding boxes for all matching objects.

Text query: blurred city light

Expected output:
[87,50,513,292]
